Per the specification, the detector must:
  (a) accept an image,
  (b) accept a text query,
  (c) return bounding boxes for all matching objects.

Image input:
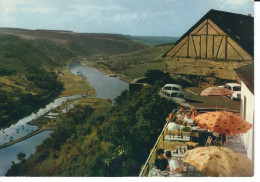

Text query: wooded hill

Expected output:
[0,28,149,128]
[6,70,178,176]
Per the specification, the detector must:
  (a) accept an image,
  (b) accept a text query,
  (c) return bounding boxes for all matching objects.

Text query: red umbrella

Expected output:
[201,86,233,109]
[201,87,233,96]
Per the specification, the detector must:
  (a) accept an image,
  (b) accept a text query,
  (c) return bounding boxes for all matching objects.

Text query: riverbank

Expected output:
[0,97,112,150]
[58,65,96,97]
[80,58,130,83]
[29,97,112,130]
[0,126,53,150]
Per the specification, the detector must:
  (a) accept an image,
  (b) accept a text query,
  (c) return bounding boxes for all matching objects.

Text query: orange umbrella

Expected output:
[183,146,254,177]
[194,110,252,135]
[201,86,233,96]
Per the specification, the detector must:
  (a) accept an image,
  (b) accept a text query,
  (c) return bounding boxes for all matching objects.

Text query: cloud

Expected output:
[20,6,57,14]
[69,4,127,14]
[113,12,151,23]
[227,0,251,4]
[0,0,57,16]
[0,0,23,16]
[219,0,251,5]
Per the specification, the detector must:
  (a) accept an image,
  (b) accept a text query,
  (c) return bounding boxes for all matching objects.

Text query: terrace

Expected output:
[139,107,249,177]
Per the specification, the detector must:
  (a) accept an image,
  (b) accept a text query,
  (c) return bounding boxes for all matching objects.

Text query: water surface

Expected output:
[0,131,53,176]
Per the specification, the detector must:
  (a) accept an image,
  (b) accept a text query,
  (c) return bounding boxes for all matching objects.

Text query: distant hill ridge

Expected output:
[0,27,179,47]
[0,27,149,56]
[122,35,179,46]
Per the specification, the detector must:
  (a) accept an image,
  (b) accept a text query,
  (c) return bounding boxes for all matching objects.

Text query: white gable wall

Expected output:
[240,81,254,161]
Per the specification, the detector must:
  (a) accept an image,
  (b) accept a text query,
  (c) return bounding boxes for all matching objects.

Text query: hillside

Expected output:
[0,28,148,56]
[0,34,74,128]
[6,77,177,177]
[123,35,179,46]
[82,43,173,81]
[0,28,149,128]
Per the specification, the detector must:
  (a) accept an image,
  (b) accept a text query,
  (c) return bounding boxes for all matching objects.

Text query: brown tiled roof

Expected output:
[234,63,254,94]
[165,9,254,57]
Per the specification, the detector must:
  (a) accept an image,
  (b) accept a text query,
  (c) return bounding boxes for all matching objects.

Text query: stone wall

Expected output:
[165,57,253,81]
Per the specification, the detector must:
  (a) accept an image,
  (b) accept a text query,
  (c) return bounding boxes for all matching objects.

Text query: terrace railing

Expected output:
[138,119,169,177]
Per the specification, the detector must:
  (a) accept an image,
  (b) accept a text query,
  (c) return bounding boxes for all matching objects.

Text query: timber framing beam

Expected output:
[206,20,208,58]
[216,36,224,58]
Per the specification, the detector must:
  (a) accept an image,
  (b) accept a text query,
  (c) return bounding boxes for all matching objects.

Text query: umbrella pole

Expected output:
[216,97,218,111]
[221,134,223,147]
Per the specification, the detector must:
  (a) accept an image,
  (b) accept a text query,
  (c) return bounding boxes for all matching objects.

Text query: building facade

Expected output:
[166,9,254,81]
[235,63,254,161]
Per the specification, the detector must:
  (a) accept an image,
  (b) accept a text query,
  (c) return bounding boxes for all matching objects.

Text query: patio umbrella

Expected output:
[200,86,233,109]
[201,86,233,96]
[194,110,252,135]
[194,110,252,146]
[183,146,254,177]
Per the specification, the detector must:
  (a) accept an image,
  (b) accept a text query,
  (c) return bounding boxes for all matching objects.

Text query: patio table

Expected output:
[191,126,200,131]
[171,153,186,160]
[148,169,182,177]
[165,135,190,142]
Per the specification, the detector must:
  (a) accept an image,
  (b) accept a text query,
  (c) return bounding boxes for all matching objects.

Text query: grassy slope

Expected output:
[59,68,96,97]
[123,35,179,46]
[121,44,172,80]
[0,28,148,56]
[82,43,173,81]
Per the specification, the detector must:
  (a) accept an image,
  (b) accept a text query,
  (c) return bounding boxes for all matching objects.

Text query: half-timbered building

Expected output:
[166,9,253,81]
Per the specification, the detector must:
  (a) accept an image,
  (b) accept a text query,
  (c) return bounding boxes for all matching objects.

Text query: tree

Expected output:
[17,152,26,161]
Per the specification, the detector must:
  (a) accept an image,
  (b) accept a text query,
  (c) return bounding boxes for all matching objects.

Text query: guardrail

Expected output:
[138,119,169,177]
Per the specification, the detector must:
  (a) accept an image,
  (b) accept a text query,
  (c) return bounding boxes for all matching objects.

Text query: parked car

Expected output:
[158,90,186,104]
[218,83,241,100]
[160,84,191,100]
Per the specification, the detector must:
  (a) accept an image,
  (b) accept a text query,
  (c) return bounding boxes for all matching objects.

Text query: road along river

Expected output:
[0,62,128,176]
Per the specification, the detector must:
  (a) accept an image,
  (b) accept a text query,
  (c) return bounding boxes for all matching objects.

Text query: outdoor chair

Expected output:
[163,141,178,151]
[172,130,180,136]
[191,132,199,137]
[205,136,212,147]
[212,133,222,146]
[191,131,199,142]
[164,127,169,138]
[182,131,192,137]
[185,141,199,149]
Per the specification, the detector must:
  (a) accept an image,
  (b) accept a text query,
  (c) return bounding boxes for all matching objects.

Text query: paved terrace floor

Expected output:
[182,134,247,177]
[224,134,247,155]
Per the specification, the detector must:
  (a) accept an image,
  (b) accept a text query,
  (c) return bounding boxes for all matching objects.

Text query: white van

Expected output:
[219,83,241,100]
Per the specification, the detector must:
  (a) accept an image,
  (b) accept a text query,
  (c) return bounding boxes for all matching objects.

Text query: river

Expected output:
[0,62,128,176]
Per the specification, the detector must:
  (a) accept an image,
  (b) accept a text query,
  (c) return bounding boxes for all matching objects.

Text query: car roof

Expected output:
[225,83,241,87]
[164,90,182,94]
[164,84,183,88]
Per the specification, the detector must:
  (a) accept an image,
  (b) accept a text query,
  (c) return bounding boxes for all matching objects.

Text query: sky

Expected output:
[0,0,255,36]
